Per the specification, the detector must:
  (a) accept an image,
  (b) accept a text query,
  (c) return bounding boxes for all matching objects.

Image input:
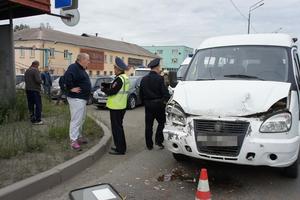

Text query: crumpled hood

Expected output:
[173,80,291,117]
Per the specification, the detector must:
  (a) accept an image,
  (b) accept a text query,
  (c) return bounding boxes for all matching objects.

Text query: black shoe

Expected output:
[147,146,153,150]
[109,151,125,155]
[111,147,117,151]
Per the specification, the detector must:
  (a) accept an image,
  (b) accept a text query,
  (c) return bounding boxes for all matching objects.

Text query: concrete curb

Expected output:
[0,116,111,200]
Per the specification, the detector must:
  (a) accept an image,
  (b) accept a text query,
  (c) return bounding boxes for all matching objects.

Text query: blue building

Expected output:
[142,45,194,71]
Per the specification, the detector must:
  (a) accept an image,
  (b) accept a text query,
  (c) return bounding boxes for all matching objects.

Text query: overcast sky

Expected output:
[5,0,300,48]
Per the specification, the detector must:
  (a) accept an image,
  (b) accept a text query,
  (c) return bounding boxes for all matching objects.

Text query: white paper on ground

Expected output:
[92,188,117,200]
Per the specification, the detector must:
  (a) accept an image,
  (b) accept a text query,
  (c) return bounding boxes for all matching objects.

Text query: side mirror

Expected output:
[168,71,178,88]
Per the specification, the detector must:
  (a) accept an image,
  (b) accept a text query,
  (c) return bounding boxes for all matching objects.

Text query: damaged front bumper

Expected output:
[163,116,300,168]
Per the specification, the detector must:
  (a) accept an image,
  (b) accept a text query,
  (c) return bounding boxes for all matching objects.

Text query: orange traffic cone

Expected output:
[195,168,211,200]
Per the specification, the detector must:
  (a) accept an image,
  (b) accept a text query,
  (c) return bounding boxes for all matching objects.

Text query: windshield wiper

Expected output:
[196,78,215,81]
[224,74,264,80]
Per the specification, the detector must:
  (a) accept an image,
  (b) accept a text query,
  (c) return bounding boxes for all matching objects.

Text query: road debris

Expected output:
[157,168,196,183]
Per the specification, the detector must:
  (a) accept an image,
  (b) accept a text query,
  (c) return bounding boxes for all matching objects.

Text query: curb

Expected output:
[0,116,111,200]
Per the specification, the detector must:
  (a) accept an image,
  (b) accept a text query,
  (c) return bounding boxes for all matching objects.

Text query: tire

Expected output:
[172,153,189,162]
[127,95,136,109]
[282,157,299,178]
[87,95,93,105]
[97,105,105,109]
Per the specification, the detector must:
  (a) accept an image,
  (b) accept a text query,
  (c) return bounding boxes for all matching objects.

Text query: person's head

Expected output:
[114,57,128,75]
[31,60,39,68]
[148,58,161,74]
[76,53,90,69]
[44,66,49,72]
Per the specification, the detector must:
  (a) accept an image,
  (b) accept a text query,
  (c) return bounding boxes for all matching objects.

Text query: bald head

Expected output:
[76,53,90,69]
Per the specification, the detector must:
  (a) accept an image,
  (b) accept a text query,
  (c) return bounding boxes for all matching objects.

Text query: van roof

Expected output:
[198,34,295,50]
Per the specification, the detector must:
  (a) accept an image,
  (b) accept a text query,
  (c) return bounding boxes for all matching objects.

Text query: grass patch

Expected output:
[0,91,28,124]
[0,92,102,159]
[0,123,46,159]
[0,92,104,188]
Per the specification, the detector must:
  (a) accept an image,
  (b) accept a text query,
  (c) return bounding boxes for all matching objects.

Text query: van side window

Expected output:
[293,50,300,85]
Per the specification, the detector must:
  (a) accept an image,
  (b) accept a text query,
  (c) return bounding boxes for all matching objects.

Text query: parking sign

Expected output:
[55,0,72,9]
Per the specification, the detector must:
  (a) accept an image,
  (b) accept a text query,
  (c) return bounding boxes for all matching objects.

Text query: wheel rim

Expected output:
[130,97,136,108]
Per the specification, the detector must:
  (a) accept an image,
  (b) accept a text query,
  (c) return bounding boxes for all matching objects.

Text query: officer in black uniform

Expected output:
[140,58,170,150]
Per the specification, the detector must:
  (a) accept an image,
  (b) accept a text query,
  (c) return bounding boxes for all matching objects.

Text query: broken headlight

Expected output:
[259,112,292,133]
[166,101,186,126]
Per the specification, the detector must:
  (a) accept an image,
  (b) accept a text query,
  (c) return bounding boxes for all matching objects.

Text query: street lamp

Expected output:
[248,0,264,34]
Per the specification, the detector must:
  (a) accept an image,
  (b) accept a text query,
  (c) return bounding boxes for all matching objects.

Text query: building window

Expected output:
[110,55,113,64]
[49,48,55,58]
[104,71,107,75]
[96,71,100,76]
[20,69,25,74]
[30,49,35,58]
[109,71,113,75]
[157,50,163,54]
[172,58,178,64]
[172,49,179,55]
[104,55,107,63]
[20,48,25,58]
[64,50,68,59]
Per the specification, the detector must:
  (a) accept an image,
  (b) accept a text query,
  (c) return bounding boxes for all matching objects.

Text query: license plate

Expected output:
[197,135,237,146]
[98,99,106,103]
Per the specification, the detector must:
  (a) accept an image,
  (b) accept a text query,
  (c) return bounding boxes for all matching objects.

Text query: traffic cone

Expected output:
[195,168,211,200]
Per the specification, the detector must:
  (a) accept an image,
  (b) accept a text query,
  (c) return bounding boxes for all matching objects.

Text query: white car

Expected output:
[164,33,300,178]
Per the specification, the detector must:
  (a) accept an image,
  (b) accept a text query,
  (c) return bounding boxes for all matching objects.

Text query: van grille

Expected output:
[194,119,249,157]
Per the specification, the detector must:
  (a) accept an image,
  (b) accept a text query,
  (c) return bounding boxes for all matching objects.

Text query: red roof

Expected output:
[0,0,51,20]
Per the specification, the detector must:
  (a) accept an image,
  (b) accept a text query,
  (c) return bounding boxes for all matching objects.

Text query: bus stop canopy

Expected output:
[0,0,50,20]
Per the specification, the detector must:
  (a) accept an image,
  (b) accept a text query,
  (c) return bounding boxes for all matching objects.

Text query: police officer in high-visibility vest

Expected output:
[102,57,130,155]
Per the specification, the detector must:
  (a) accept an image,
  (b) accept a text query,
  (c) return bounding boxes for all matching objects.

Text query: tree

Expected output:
[39,23,53,30]
[13,24,30,32]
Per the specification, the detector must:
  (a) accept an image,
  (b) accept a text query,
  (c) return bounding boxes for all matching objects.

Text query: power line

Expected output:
[229,0,248,20]
[229,0,258,33]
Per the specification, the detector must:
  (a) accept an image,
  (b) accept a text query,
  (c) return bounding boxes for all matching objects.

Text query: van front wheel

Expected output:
[282,159,299,178]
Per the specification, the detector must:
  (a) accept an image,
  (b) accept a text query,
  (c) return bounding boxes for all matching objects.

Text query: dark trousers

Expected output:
[110,109,127,153]
[26,90,42,122]
[43,85,51,99]
[145,103,166,148]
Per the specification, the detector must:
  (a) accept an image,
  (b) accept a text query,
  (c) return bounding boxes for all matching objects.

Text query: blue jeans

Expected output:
[26,90,42,122]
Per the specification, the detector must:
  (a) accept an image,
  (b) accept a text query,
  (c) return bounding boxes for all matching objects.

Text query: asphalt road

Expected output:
[29,106,300,200]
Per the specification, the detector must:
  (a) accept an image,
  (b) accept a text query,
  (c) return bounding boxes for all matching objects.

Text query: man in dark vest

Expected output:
[140,58,170,150]
[24,60,43,125]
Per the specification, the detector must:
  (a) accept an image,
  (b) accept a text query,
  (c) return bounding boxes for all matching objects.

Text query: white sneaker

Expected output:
[32,120,44,125]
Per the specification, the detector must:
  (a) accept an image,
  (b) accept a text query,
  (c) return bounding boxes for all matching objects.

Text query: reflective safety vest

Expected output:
[107,73,130,110]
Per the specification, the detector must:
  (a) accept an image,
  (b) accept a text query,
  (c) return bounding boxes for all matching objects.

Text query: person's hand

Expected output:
[71,87,81,93]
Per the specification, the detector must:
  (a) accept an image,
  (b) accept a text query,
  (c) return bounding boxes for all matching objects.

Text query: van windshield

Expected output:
[185,46,289,82]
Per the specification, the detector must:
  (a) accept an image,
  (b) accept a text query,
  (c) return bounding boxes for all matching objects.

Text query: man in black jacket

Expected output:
[140,58,170,150]
[64,53,91,150]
